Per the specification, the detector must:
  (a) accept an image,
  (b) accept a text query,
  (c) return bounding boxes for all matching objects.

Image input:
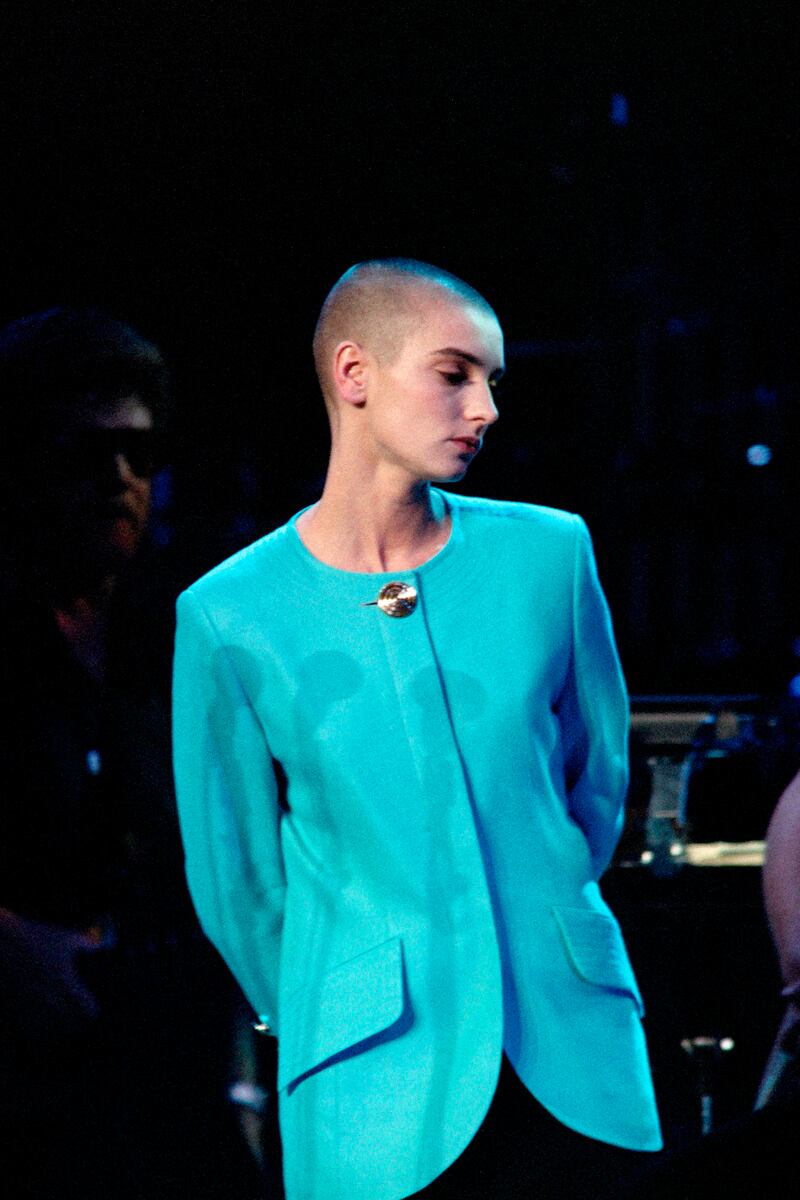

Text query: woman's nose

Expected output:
[471,384,499,427]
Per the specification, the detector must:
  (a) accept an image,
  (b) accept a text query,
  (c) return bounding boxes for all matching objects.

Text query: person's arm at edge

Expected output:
[763,769,800,999]
[172,588,286,1034]
[557,516,630,879]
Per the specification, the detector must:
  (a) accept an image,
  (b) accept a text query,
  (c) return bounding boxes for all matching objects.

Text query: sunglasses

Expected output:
[49,429,168,479]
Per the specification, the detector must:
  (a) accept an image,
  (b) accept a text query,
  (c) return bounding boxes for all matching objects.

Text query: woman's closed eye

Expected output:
[439,370,468,386]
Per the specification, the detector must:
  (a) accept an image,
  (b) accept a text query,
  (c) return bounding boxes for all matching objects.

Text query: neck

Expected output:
[297,456,450,573]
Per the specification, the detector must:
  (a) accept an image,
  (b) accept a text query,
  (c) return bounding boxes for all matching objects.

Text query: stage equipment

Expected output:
[680,1035,736,1135]
[617,695,798,875]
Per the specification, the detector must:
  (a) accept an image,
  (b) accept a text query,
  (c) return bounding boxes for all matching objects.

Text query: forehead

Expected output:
[68,394,154,431]
[401,294,504,366]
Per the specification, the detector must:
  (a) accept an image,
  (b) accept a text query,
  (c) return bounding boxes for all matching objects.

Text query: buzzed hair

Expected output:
[312,258,496,405]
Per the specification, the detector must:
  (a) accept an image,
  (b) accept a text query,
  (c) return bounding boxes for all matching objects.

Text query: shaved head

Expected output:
[312,258,496,408]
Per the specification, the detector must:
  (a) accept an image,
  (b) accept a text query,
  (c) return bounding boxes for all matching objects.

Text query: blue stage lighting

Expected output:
[746,444,772,467]
[610,93,629,126]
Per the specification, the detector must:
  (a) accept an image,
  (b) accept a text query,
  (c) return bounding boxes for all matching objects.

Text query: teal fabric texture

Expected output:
[172,492,662,1200]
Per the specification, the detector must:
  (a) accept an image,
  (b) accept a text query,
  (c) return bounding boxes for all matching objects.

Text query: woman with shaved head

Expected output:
[172,259,662,1199]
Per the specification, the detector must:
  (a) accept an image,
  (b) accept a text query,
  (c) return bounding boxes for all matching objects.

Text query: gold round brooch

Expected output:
[364,581,418,618]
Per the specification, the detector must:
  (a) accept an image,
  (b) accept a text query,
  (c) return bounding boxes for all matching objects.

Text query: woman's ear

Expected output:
[332,340,369,408]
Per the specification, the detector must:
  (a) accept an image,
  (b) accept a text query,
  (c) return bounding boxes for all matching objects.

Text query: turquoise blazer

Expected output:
[172,492,662,1200]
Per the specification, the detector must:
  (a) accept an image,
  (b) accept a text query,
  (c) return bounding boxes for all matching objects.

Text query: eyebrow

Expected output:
[428,347,505,377]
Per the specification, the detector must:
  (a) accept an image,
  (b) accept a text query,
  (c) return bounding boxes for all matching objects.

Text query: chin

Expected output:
[102,517,146,562]
[433,465,469,483]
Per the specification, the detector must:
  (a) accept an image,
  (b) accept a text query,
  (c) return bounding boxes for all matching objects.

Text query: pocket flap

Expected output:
[277,935,407,1091]
[552,906,644,1016]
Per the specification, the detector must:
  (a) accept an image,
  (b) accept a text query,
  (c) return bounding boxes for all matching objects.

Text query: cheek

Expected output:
[124,478,151,519]
[135,479,152,509]
[373,405,413,446]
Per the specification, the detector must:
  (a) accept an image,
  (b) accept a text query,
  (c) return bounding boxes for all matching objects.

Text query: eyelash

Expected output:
[439,370,503,392]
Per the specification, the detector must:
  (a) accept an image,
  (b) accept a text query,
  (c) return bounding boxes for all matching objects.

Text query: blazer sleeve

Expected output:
[556,517,630,878]
[172,588,286,1033]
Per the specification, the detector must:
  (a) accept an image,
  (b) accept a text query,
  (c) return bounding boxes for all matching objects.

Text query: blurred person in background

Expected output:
[0,307,263,1199]
[756,768,800,1110]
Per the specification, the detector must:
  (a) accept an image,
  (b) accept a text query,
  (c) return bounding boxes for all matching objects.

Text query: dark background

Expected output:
[2,0,797,697]
[2,0,798,1153]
